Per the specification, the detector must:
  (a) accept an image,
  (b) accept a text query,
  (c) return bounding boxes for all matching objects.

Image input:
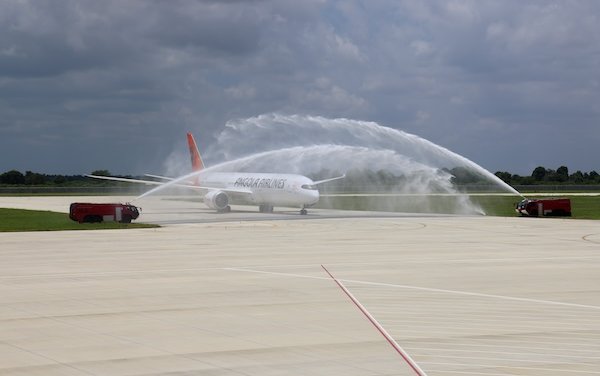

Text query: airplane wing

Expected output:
[86,174,200,189]
[313,174,346,185]
[88,174,166,186]
[144,174,204,187]
[86,174,253,195]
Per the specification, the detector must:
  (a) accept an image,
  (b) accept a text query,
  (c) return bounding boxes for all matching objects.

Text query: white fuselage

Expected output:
[198,172,320,207]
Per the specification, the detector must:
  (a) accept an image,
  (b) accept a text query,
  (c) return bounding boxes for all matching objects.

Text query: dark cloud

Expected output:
[0,0,599,175]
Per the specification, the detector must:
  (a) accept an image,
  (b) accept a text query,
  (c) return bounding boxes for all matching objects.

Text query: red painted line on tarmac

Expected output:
[321,265,428,376]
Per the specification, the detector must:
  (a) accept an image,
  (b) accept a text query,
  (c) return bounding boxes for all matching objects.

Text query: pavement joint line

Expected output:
[409,346,599,358]
[389,333,600,352]
[419,361,600,374]
[0,267,229,280]
[225,267,600,310]
[348,328,600,351]
[366,307,600,321]
[405,339,600,352]
[422,370,513,376]
[1,251,598,280]
[371,308,599,321]
[10,315,205,365]
[413,352,597,366]
[384,320,600,333]
[2,296,248,372]
[2,279,389,376]
[403,346,600,360]
[224,254,600,269]
[0,339,99,376]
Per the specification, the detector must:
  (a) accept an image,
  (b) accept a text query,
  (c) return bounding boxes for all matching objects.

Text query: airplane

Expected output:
[87,133,345,215]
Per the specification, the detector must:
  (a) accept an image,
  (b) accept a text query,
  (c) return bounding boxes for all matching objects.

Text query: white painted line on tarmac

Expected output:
[225,267,600,311]
[343,279,600,311]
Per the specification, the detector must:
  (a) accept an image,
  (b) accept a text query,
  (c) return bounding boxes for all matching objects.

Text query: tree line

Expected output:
[0,170,120,186]
[1,166,600,187]
[494,166,600,185]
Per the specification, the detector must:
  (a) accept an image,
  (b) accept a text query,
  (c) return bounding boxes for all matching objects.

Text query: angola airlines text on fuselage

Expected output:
[198,172,320,209]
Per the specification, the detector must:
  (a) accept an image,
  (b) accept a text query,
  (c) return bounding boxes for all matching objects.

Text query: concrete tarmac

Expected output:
[1,196,599,375]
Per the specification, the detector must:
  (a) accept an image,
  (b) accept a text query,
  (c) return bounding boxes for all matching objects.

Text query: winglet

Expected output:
[187,133,205,171]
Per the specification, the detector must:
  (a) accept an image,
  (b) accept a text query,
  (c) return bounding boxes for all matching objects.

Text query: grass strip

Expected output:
[0,208,158,232]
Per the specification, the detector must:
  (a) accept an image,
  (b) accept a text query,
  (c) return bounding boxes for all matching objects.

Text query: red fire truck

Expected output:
[515,198,571,217]
[69,203,140,223]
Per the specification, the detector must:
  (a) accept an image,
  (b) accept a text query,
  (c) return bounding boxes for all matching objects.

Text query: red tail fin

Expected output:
[187,133,204,171]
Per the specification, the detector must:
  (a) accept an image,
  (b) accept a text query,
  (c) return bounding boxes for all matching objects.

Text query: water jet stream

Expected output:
[157,114,522,214]
[208,114,522,194]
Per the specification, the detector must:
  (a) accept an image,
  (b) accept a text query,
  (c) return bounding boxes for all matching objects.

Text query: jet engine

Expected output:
[204,190,230,211]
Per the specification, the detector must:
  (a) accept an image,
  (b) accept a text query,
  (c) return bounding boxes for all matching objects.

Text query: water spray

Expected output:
[207,113,522,197]
[151,114,523,214]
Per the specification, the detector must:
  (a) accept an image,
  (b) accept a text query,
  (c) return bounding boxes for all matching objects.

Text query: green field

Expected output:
[0,208,159,232]
[317,194,600,219]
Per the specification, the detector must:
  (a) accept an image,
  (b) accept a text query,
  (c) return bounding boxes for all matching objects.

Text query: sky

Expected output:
[1,0,599,176]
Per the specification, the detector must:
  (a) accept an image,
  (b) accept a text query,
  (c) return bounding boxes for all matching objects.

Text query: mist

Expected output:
[160,113,521,214]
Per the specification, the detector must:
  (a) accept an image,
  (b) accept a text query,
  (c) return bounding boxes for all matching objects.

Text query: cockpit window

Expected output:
[301,184,317,190]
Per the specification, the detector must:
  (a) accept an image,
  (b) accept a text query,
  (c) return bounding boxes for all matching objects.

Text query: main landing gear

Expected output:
[259,204,274,213]
[217,206,231,213]
[258,204,308,215]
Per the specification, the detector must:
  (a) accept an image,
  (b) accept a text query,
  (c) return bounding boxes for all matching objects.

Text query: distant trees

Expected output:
[24,171,46,185]
[90,170,111,176]
[531,166,547,181]
[495,166,600,185]
[0,170,25,185]
[556,166,569,182]
[2,166,600,188]
[0,169,114,186]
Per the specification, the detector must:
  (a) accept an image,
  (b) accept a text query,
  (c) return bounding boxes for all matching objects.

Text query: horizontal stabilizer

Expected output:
[86,174,253,198]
